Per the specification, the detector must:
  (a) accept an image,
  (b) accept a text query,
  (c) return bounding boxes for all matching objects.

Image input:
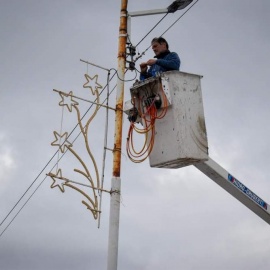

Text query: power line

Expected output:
[134,0,199,63]
[0,174,47,237]
[0,0,199,237]
[160,0,199,37]
[0,70,118,237]
[135,13,169,48]
[0,67,136,238]
[0,146,59,227]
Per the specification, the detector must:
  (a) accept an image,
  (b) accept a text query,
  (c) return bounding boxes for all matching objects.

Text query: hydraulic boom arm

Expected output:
[194,157,270,224]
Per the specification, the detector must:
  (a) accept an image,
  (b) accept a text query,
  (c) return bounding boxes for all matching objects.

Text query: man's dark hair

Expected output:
[151,37,169,49]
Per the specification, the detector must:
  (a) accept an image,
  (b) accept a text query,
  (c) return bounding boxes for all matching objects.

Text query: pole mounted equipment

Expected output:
[126,44,136,71]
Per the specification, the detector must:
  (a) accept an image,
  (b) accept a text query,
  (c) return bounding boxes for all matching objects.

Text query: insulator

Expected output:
[127,45,136,56]
[129,62,135,71]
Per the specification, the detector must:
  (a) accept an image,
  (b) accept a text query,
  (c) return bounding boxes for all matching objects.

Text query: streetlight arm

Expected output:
[128,8,168,17]
[128,0,193,17]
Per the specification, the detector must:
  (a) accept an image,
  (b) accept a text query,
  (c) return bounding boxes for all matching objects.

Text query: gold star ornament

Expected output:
[48,169,66,193]
[51,131,72,153]
[83,74,102,94]
[58,91,79,112]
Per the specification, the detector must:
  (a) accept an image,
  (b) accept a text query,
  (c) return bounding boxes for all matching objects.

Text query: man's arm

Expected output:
[140,62,152,80]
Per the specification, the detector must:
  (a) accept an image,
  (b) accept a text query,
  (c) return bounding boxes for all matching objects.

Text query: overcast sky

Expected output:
[1,0,270,269]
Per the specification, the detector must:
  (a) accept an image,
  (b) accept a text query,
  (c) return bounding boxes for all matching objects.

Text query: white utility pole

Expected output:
[107,2,195,270]
[107,1,128,270]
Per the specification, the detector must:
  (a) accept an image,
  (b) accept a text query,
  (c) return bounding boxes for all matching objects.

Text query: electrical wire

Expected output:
[160,0,199,38]
[0,63,139,236]
[110,67,138,82]
[135,13,168,48]
[126,80,168,163]
[133,0,199,64]
[128,1,199,72]
[0,83,118,237]
[0,173,47,237]
[1,1,199,236]
[0,70,118,237]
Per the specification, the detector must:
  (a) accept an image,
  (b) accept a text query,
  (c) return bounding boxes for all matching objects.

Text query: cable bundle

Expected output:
[126,83,169,163]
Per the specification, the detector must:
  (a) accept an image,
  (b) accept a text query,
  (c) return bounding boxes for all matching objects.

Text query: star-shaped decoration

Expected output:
[83,74,102,94]
[48,169,66,193]
[51,131,72,153]
[58,91,79,112]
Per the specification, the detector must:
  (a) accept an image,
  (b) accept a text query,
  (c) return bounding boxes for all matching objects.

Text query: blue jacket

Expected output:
[140,50,180,80]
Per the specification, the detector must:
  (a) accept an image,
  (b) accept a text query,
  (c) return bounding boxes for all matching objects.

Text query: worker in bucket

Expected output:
[139,37,180,80]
